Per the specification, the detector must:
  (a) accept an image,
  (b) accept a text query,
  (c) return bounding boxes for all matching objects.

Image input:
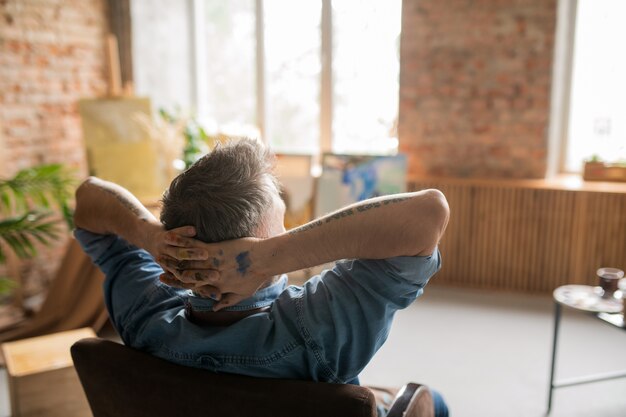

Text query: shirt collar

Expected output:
[185,275,288,312]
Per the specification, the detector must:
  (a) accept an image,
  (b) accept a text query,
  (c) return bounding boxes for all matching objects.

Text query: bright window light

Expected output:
[565,0,626,171]
[333,0,401,155]
[131,0,402,156]
[265,0,321,154]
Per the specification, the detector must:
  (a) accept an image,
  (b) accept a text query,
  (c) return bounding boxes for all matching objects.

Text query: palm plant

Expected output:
[0,164,75,295]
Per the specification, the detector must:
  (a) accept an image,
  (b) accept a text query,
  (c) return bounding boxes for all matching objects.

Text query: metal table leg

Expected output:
[547,301,562,415]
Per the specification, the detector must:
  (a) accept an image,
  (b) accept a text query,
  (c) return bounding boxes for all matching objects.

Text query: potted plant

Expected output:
[583,155,626,182]
[0,164,75,299]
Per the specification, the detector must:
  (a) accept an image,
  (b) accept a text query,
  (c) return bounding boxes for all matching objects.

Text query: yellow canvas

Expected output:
[78,97,167,202]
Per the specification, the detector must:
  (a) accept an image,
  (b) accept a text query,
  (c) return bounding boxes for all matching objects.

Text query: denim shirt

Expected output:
[75,229,441,385]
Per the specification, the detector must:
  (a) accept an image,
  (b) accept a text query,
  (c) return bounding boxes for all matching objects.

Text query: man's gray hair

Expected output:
[160,138,277,243]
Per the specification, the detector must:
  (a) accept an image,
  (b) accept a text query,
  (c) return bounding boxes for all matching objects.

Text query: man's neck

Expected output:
[190,275,281,300]
[186,275,285,326]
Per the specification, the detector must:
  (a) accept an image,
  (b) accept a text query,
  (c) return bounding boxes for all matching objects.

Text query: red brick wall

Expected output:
[0,0,108,177]
[0,0,108,298]
[399,0,557,179]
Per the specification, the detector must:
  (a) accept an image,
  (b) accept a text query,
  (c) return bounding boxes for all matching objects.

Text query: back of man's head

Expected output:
[160,138,277,243]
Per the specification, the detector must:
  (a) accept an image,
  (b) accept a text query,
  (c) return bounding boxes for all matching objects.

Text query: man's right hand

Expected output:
[143,225,203,263]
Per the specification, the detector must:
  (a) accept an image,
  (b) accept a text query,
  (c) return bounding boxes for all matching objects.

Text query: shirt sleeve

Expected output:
[73,229,184,344]
[293,249,442,383]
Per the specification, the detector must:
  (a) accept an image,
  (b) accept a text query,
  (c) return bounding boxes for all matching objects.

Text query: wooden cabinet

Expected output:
[410,176,626,293]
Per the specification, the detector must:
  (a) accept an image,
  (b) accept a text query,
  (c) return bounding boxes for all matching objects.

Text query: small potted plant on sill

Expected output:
[583,155,626,182]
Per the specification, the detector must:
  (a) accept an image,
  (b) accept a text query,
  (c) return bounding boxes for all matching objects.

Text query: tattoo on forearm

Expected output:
[325,208,355,222]
[383,196,411,205]
[356,201,381,212]
[288,219,323,235]
[288,195,411,235]
[102,187,144,218]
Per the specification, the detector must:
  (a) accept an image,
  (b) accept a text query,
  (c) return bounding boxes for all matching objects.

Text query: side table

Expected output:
[1,327,95,417]
[547,285,626,414]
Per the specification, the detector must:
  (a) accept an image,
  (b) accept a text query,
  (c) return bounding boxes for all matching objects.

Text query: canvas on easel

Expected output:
[78,97,168,202]
[315,154,407,218]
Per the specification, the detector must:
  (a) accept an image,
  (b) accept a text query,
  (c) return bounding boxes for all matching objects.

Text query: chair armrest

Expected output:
[386,383,434,417]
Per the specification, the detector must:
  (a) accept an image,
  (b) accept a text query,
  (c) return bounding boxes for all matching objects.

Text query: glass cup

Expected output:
[597,267,624,299]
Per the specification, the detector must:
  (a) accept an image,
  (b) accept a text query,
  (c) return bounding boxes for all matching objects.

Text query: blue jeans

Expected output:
[432,389,449,417]
[377,388,449,417]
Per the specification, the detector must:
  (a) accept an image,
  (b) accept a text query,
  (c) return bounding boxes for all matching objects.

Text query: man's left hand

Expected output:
[154,227,274,311]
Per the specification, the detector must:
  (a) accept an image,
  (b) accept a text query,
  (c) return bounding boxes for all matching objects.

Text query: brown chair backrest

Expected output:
[71,338,378,417]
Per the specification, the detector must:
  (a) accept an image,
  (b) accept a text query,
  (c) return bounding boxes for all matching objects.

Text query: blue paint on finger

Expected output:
[235,251,251,276]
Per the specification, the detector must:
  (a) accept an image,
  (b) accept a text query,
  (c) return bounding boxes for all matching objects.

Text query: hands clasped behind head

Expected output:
[155,226,271,311]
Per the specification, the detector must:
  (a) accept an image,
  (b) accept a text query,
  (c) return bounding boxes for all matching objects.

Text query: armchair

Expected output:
[71,338,433,417]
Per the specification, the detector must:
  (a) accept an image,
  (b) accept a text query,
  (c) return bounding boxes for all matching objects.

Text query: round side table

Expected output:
[546,284,625,414]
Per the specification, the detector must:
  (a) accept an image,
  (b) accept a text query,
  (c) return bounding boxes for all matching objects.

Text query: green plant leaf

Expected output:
[0,277,16,296]
[0,211,61,261]
[0,164,76,229]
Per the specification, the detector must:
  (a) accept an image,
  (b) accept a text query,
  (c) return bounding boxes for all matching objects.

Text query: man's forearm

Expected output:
[256,189,449,277]
[74,177,160,250]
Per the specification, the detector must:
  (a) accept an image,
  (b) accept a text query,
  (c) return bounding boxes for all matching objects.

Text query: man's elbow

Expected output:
[424,189,450,236]
[417,189,449,252]
[74,177,98,228]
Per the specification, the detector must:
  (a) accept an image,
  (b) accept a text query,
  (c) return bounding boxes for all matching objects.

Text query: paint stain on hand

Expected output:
[236,251,251,276]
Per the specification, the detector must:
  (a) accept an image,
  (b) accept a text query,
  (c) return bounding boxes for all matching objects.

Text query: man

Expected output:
[74,139,450,416]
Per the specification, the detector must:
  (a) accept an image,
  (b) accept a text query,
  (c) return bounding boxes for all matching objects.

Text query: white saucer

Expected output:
[554,285,623,313]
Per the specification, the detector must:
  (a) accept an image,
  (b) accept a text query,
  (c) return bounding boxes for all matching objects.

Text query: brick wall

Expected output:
[399,0,557,179]
[0,0,108,176]
[0,0,108,298]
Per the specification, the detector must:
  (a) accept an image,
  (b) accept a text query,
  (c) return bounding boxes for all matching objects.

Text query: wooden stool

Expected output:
[1,328,95,417]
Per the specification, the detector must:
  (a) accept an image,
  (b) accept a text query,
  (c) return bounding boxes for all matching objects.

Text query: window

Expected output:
[556,0,626,173]
[131,0,401,155]
[332,1,401,155]
[131,0,194,114]
[201,0,257,133]
[264,0,321,154]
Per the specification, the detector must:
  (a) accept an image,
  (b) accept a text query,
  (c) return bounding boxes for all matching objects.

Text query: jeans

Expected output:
[432,389,449,417]
[377,388,448,417]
